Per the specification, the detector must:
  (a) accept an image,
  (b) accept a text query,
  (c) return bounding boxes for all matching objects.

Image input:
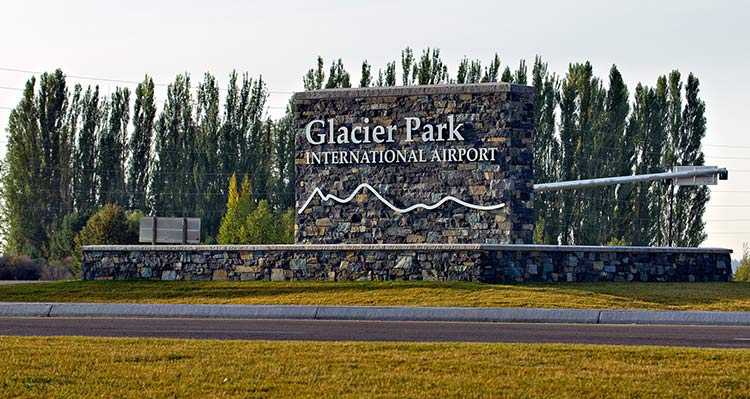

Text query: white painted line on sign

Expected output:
[298,183,505,214]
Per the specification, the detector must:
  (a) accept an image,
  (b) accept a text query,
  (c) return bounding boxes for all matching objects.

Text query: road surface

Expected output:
[2,317,750,348]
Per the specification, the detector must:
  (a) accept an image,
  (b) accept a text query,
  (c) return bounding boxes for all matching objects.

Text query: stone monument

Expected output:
[294,83,534,244]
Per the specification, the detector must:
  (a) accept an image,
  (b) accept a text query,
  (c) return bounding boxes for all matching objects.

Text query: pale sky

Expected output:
[1,0,749,257]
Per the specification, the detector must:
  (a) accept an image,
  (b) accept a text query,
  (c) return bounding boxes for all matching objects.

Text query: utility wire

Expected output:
[0,66,295,95]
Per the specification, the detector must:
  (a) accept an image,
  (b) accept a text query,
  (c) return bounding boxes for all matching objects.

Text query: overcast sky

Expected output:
[1,0,749,256]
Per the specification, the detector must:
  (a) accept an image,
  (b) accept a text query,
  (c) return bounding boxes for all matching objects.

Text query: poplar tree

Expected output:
[2,77,45,256]
[603,66,630,243]
[531,56,560,244]
[97,87,130,206]
[501,66,513,83]
[325,59,351,88]
[359,60,372,88]
[242,76,268,196]
[673,74,709,246]
[127,76,155,211]
[74,86,101,214]
[558,64,580,244]
[303,56,325,90]
[514,60,528,84]
[194,73,222,237]
[401,47,414,85]
[456,57,469,84]
[272,100,295,210]
[482,54,501,82]
[151,74,194,217]
[385,62,396,86]
[38,70,72,246]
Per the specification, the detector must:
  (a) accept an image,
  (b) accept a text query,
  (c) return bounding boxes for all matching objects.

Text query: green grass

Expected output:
[0,336,749,398]
[2,280,750,310]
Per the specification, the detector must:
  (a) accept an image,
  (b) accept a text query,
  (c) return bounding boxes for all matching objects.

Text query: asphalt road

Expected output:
[2,317,750,348]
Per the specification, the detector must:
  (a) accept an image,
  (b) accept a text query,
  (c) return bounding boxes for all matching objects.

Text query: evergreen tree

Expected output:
[217,174,243,244]
[127,76,155,211]
[243,199,274,244]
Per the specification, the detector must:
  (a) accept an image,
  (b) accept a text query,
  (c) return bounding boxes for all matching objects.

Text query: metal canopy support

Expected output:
[533,167,728,193]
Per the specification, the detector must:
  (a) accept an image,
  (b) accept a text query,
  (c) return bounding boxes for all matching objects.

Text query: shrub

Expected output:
[73,204,139,278]
[0,256,12,280]
[12,256,41,280]
[41,257,75,281]
[736,257,750,282]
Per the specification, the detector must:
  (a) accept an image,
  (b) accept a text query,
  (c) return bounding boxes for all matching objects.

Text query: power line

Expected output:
[704,143,750,149]
[0,66,295,95]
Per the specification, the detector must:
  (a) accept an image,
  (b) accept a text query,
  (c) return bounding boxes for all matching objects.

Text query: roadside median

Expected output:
[3,302,750,326]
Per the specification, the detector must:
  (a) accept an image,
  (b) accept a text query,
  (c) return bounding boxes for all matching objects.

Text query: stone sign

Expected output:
[294,83,535,244]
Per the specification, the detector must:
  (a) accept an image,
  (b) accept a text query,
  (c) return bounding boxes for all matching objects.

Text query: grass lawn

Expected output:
[0,336,749,398]
[1,280,750,310]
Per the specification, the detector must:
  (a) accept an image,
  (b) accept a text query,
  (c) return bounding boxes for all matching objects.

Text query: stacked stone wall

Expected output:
[82,245,732,283]
[294,84,534,244]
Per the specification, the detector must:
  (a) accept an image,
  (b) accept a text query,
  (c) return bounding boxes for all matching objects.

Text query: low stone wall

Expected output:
[81,244,732,283]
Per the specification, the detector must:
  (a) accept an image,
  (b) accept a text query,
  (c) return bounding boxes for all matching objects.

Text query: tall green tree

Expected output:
[38,70,72,252]
[303,56,325,90]
[271,100,296,210]
[501,66,513,83]
[673,74,709,247]
[194,73,222,238]
[151,73,194,217]
[97,87,130,207]
[401,47,414,85]
[531,56,560,244]
[74,85,101,214]
[2,77,45,257]
[514,60,528,84]
[359,60,372,88]
[325,59,351,88]
[127,76,155,211]
[385,62,397,86]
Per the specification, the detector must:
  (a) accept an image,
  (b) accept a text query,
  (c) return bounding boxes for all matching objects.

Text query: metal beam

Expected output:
[533,167,728,193]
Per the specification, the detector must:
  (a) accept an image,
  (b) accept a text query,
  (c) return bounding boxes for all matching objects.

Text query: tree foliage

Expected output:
[1,51,715,263]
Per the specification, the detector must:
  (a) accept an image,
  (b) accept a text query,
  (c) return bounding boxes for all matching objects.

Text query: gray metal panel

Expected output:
[673,166,718,186]
[139,217,201,244]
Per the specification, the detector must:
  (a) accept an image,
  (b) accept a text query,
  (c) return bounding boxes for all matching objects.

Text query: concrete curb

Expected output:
[1,302,750,326]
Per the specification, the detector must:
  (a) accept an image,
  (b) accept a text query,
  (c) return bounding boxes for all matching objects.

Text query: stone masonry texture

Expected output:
[82,245,733,283]
[294,83,535,244]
